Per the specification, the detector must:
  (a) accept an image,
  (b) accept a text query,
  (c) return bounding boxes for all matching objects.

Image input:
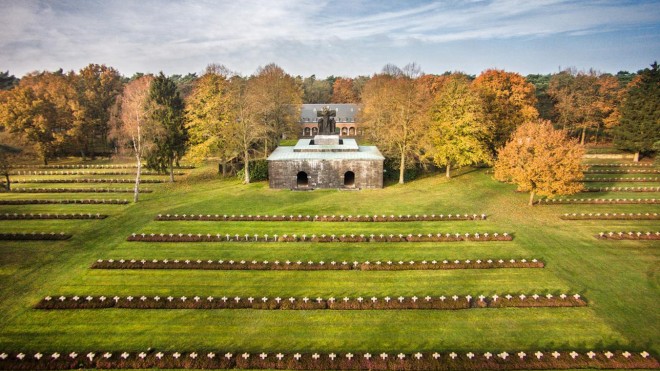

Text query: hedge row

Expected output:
[0,213,107,220]
[92,258,543,271]
[10,171,183,176]
[583,169,659,174]
[596,231,660,240]
[585,162,656,167]
[35,293,585,310]
[0,350,655,370]
[155,213,487,222]
[10,164,195,169]
[538,198,658,205]
[13,179,165,184]
[0,199,129,205]
[582,177,659,182]
[583,187,660,192]
[8,188,152,193]
[0,232,71,240]
[561,213,659,220]
[127,232,513,243]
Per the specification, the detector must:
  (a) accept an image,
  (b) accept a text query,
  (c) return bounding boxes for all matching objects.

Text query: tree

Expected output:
[0,71,76,164]
[426,74,492,178]
[494,120,584,206]
[301,75,332,103]
[230,76,267,184]
[360,63,429,184]
[112,75,155,202]
[0,141,22,191]
[146,72,188,182]
[548,69,620,144]
[185,67,237,175]
[473,69,538,153]
[614,62,660,162]
[0,71,19,90]
[331,78,358,103]
[249,64,301,157]
[71,64,123,159]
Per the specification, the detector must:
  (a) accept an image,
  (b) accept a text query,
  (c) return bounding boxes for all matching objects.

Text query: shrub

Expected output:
[0,232,72,240]
[236,159,268,181]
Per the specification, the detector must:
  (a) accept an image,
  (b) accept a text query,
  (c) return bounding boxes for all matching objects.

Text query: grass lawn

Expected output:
[0,160,657,361]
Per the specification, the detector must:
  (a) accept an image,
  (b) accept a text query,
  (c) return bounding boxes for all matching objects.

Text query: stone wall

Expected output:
[269,159,383,189]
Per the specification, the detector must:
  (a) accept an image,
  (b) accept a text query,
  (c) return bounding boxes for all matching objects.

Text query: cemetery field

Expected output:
[0,161,658,361]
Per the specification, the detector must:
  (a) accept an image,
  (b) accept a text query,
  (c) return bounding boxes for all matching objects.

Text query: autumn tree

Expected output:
[144,73,187,182]
[548,69,620,144]
[494,120,584,206]
[473,69,538,153]
[71,64,123,159]
[230,76,267,184]
[0,71,76,164]
[613,62,660,162]
[331,77,358,103]
[185,66,237,175]
[426,74,492,178]
[112,75,155,202]
[360,63,429,184]
[249,64,302,157]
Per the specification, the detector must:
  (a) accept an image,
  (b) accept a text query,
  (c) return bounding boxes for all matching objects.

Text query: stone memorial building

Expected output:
[268,107,384,189]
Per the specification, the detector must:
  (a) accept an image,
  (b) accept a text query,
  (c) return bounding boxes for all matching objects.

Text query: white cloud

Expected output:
[0,0,658,76]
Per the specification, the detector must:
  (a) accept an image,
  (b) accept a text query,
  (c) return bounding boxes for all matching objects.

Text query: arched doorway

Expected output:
[341,127,348,136]
[312,127,318,136]
[349,127,356,136]
[344,171,355,187]
[304,127,311,136]
[297,171,309,187]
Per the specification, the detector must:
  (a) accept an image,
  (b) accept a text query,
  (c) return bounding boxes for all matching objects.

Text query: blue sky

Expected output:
[1,0,659,78]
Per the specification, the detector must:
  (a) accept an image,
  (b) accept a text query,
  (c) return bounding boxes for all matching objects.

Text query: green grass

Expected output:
[0,159,658,359]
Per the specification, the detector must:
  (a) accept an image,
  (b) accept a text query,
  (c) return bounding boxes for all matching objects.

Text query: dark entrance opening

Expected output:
[344,171,355,187]
[297,171,309,187]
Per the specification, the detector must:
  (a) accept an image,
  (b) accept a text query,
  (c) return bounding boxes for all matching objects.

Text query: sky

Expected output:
[1,0,659,78]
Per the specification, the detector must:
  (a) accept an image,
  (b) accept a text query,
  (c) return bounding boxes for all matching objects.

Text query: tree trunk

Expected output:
[446,163,451,178]
[264,138,268,159]
[221,160,227,177]
[528,190,536,206]
[134,156,141,203]
[4,173,10,191]
[169,157,174,182]
[243,149,250,184]
[633,152,640,162]
[580,126,586,145]
[399,150,405,184]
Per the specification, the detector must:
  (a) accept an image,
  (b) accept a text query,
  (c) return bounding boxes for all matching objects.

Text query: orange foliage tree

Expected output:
[494,120,584,206]
[331,77,358,103]
[473,69,538,152]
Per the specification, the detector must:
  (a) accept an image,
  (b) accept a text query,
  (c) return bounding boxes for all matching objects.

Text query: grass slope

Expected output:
[0,162,657,358]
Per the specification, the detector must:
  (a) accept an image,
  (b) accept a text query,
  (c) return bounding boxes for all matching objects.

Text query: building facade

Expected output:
[299,104,361,137]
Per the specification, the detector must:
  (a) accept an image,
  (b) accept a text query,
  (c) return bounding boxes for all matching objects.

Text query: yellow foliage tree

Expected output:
[185,68,237,176]
[494,120,584,206]
[331,77,358,103]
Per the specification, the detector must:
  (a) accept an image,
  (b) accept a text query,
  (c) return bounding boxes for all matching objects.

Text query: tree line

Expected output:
[0,62,658,202]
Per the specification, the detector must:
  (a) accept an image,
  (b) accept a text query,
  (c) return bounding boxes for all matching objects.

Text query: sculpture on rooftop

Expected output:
[317,107,337,135]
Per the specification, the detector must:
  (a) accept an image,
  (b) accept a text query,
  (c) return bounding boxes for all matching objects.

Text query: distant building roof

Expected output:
[300,104,360,124]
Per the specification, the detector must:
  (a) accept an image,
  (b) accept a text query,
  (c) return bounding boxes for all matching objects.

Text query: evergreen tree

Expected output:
[614,62,660,162]
[147,72,188,181]
[0,71,19,90]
